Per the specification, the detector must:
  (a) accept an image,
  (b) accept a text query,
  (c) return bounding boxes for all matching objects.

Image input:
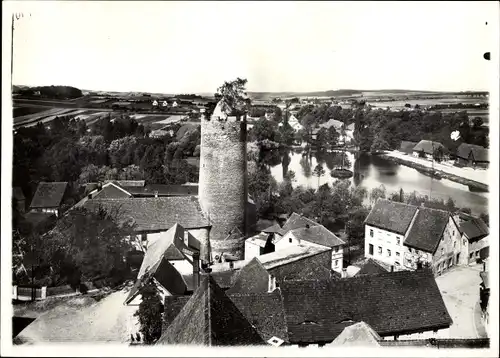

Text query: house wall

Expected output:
[364,224,406,270]
[431,217,462,276]
[277,232,343,272]
[382,328,451,340]
[468,236,489,263]
[168,259,193,276]
[245,240,263,261]
[268,249,332,282]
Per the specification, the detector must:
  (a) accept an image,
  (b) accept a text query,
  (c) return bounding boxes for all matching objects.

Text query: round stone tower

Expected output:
[198,105,248,260]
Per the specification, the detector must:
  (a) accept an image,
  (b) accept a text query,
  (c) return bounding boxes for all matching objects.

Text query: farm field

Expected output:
[13,108,110,129]
[367,97,489,109]
[13,106,49,118]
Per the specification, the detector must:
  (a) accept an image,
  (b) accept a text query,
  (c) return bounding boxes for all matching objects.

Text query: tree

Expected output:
[433,146,445,162]
[134,277,164,344]
[369,184,386,204]
[312,164,325,187]
[119,165,144,180]
[479,212,489,226]
[215,78,251,115]
[370,137,390,153]
[346,207,370,243]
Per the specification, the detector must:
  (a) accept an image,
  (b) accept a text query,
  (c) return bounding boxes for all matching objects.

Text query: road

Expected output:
[385,150,489,186]
[435,264,488,338]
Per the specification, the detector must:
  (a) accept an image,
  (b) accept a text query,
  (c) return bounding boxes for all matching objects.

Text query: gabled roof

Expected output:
[456,143,488,162]
[82,196,210,231]
[456,214,489,241]
[125,224,199,303]
[404,207,450,253]
[355,258,390,276]
[157,275,265,346]
[258,245,331,271]
[319,118,344,131]
[329,321,381,347]
[183,270,237,292]
[413,140,445,154]
[364,199,418,235]
[279,213,320,236]
[280,270,452,344]
[262,223,282,234]
[30,182,68,208]
[289,225,345,248]
[246,232,270,248]
[226,258,270,295]
[93,182,132,199]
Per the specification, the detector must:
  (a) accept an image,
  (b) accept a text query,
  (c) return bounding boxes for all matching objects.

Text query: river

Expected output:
[269,150,489,215]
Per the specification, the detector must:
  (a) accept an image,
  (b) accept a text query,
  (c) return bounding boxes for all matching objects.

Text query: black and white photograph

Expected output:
[1,1,498,356]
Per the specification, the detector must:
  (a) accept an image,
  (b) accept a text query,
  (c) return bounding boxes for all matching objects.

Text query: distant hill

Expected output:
[13,85,83,99]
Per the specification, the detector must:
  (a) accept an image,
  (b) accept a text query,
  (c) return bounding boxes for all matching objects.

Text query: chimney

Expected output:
[268,274,276,292]
[193,253,200,290]
[341,268,347,278]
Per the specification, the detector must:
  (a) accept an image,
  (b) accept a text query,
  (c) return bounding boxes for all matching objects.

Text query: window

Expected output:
[395,261,400,266]
[476,251,480,257]
[452,230,455,236]
[387,249,391,257]
[370,229,374,238]
[334,246,339,253]
[409,248,412,253]
[441,236,444,241]
[335,260,339,267]
[397,237,401,245]
[396,252,400,257]
[470,253,474,259]
[378,246,382,254]
[441,248,444,255]
[416,250,420,255]
[453,241,456,248]
[369,244,374,255]
[289,238,292,243]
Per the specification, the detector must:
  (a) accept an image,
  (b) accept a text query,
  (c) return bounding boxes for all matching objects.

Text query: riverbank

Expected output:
[380,152,489,192]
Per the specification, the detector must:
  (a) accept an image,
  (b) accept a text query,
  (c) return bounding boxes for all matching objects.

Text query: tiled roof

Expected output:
[279,213,320,235]
[262,223,282,234]
[404,207,450,253]
[258,245,331,271]
[82,196,209,231]
[255,219,279,232]
[183,270,237,292]
[280,270,452,344]
[226,258,270,295]
[329,321,381,346]
[291,264,332,281]
[355,258,390,276]
[231,292,289,343]
[125,224,199,303]
[246,233,270,248]
[456,214,489,241]
[93,183,132,199]
[456,143,488,162]
[364,199,418,235]
[319,118,344,131]
[125,184,199,197]
[413,140,445,154]
[157,275,265,346]
[289,225,345,248]
[30,182,68,208]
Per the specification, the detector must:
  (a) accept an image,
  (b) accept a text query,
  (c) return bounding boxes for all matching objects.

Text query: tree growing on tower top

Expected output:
[213,78,251,118]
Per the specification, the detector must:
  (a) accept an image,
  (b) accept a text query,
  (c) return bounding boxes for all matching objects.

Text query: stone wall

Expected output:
[198,115,248,259]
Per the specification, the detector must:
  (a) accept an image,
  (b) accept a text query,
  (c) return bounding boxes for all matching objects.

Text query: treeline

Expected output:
[15,85,83,99]
[294,103,489,153]
[13,114,200,207]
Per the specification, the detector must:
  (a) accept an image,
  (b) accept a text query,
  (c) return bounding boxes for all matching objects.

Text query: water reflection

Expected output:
[268,149,489,215]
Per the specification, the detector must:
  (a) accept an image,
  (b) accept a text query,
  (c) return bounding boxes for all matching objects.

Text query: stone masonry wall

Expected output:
[198,115,248,259]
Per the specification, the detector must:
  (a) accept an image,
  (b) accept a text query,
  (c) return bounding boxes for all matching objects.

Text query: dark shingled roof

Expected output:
[226,258,270,295]
[364,199,418,235]
[231,292,289,343]
[125,224,199,304]
[456,143,489,163]
[30,182,68,208]
[157,275,265,346]
[262,223,282,234]
[279,213,320,235]
[82,196,209,231]
[280,270,452,344]
[413,140,445,155]
[457,214,489,241]
[125,184,199,197]
[183,270,237,292]
[288,225,345,248]
[404,207,450,253]
[355,258,390,276]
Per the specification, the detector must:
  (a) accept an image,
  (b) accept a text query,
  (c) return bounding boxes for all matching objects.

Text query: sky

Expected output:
[8,1,497,94]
